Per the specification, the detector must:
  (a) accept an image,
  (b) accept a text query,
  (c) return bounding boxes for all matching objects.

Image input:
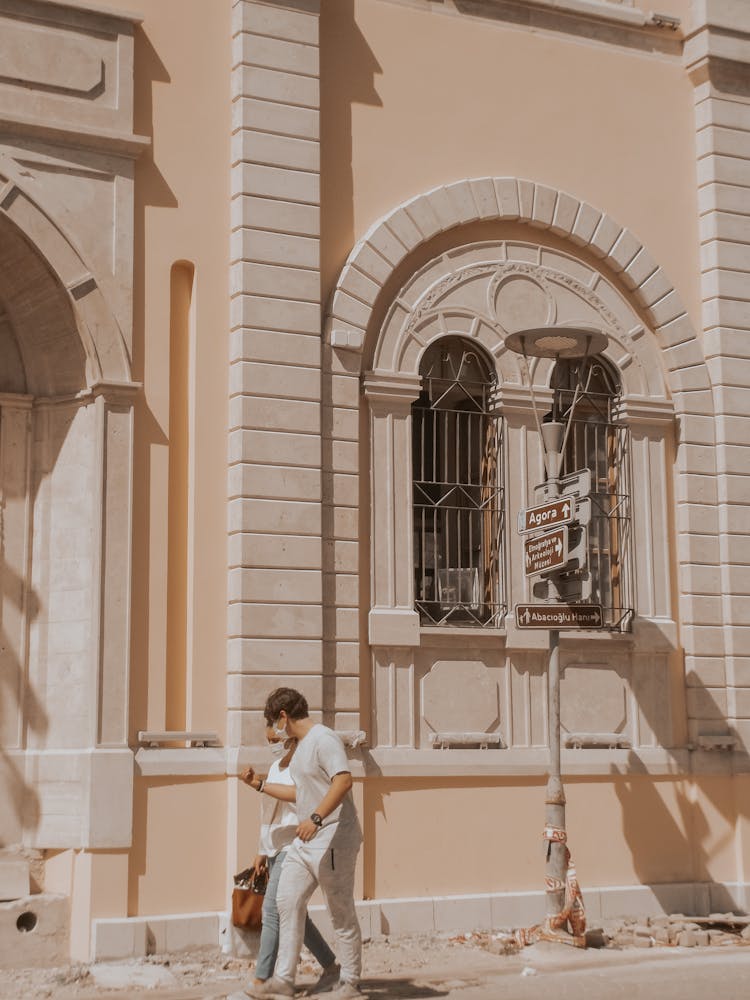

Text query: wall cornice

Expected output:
[0,112,151,160]
[378,0,682,53]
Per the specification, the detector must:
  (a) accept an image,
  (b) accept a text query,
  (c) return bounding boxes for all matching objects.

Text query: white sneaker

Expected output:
[331,983,362,999]
[246,977,296,999]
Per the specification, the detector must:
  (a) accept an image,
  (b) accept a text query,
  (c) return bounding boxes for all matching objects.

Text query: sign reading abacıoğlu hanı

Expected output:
[515,604,603,629]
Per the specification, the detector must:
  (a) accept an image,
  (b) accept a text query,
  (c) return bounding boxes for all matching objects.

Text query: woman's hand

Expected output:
[252,854,268,874]
[240,767,260,789]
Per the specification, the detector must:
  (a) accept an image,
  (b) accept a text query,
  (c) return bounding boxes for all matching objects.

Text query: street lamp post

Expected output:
[539,419,567,922]
[505,326,608,939]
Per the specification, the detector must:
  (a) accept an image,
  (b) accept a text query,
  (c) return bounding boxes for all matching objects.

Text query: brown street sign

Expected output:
[524,527,568,578]
[518,495,576,534]
[515,604,603,629]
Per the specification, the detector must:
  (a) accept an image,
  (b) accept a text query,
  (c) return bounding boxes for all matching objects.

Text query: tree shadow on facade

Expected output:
[0,572,45,845]
[0,212,91,845]
[612,675,750,916]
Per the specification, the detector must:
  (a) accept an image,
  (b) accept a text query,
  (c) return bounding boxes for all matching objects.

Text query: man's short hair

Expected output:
[264,687,309,725]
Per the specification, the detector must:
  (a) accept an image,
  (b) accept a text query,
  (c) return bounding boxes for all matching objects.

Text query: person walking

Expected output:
[240,727,340,993]
[245,688,363,1000]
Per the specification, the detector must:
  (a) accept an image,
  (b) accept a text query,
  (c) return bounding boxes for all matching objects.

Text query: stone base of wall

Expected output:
[90,881,750,962]
[0,894,69,969]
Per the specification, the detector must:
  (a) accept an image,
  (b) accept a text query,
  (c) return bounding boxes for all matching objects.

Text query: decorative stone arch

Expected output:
[326,177,708,409]
[323,178,718,750]
[0,155,132,389]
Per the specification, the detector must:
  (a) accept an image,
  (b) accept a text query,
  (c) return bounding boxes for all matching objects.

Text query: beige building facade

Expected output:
[1,0,750,966]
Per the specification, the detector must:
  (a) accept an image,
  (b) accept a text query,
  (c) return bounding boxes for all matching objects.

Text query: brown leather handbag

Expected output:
[231,866,268,930]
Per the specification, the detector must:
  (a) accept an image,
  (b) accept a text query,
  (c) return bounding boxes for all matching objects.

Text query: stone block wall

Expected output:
[686,2,750,747]
[229,0,325,744]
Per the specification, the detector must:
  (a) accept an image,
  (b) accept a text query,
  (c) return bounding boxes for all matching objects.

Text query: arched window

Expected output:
[412,337,504,626]
[550,357,633,631]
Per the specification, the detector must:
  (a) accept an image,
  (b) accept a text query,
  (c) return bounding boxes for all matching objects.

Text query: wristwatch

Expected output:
[310,813,323,827]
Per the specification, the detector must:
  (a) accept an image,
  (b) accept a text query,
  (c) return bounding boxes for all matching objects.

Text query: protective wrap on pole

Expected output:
[514,844,587,947]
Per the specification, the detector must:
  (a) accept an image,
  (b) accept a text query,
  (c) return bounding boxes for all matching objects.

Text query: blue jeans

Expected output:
[255,850,336,981]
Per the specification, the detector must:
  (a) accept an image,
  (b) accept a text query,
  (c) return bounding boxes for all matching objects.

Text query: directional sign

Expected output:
[518,495,576,535]
[515,603,603,629]
[524,527,568,578]
[535,468,592,505]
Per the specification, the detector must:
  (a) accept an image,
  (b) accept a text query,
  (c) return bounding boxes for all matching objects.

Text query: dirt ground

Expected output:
[3,926,750,1000]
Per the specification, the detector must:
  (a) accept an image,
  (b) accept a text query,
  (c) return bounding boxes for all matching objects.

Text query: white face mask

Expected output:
[273,718,287,740]
[269,742,286,759]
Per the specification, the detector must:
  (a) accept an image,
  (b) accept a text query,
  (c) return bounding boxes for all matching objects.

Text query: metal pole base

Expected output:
[540,922,587,948]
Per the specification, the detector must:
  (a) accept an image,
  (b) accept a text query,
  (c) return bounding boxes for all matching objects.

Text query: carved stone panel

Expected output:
[560,663,628,737]
[0,2,136,134]
[421,659,500,737]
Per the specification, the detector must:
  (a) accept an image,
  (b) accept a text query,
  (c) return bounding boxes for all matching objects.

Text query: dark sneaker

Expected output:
[307,962,341,994]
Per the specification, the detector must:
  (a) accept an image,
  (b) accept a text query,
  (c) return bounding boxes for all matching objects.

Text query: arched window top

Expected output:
[418,337,497,413]
[550,356,622,423]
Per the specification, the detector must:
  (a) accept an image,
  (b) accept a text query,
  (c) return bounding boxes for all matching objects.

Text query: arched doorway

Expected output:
[0,202,136,851]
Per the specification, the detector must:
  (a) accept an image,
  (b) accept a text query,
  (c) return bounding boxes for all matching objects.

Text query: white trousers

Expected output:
[274,838,362,986]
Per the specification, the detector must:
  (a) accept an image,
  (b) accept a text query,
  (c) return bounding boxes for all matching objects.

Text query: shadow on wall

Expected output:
[0,209,92,845]
[320,0,382,307]
[128,23,176,744]
[0,568,45,845]
[320,0,381,727]
[613,678,750,915]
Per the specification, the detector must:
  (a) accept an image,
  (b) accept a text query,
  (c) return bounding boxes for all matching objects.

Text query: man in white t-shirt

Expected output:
[247,688,363,1000]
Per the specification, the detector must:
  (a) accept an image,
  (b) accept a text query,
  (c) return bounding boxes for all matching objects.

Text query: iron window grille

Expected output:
[551,358,634,632]
[412,338,505,627]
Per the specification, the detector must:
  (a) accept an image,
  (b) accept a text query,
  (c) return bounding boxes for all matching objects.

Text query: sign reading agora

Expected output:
[518,496,576,534]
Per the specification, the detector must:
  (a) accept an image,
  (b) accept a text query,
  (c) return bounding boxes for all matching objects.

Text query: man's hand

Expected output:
[296,818,319,842]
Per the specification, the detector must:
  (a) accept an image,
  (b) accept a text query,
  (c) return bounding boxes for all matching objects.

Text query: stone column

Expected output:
[363,372,421,748]
[686,3,750,747]
[229,0,323,746]
[362,372,422,647]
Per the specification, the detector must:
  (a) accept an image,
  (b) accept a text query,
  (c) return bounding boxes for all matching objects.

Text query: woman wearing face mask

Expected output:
[240,728,339,992]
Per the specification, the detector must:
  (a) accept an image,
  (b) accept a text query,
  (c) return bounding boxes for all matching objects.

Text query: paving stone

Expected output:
[89,963,179,989]
[709,930,732,945]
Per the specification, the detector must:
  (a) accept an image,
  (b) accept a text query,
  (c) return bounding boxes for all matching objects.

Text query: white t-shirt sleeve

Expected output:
[316,729,350,781]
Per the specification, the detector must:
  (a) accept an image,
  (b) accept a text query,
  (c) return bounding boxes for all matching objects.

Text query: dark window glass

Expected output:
[412,338,504,626]
[550,357,633,631]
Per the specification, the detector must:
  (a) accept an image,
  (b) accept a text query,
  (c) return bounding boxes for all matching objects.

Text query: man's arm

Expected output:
[296,771,352,841]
